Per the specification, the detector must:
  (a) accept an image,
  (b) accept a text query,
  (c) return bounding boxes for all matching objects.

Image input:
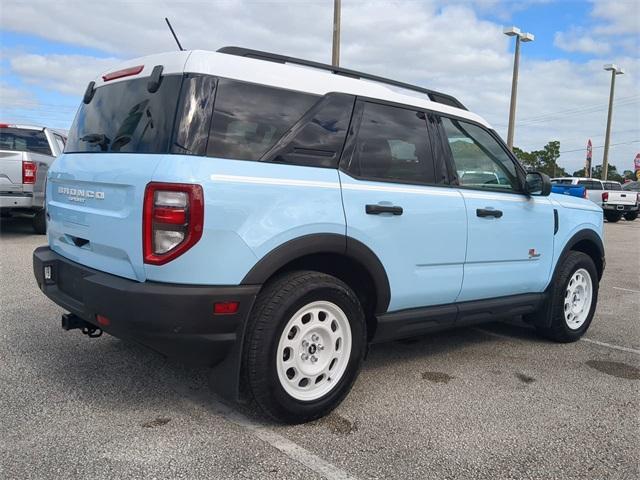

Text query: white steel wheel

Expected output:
[564,268,593,330]
[276,300,352,402]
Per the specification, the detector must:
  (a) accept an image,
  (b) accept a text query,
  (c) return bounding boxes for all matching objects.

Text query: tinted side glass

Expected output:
[344,101,436,184]
[263,93,355,168]
[441,117,520,192]
[172,75,217,156]
[0,128,52,156]
[604,182,621,190]
[207,79,319,161]
[66,75,182,153]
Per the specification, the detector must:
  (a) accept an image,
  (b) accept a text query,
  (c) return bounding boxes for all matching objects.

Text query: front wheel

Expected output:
[624,211,638,221]
[534,251,599,343]
[604,211,622,222]
[244,271,366,424]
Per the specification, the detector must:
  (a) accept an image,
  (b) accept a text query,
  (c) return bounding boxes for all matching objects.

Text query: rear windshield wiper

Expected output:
[81,133,111,152]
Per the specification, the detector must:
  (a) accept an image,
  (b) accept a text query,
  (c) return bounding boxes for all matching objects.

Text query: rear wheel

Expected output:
[32,209,46,234]
[604,211,622,222]
[534,251,598,343]
[244,271,366,424]
[624,211,638,221]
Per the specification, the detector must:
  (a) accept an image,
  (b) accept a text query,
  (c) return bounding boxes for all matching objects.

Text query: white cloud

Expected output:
[592,0,640,35]
[554,28,611,55]
[0,0,638,173]
[8,54,120,95]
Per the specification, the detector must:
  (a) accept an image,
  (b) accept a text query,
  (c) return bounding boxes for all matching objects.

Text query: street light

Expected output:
[602,64,624,180]
[504,26,534,151]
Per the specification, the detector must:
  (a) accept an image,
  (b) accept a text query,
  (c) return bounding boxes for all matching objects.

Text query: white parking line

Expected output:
[612,286,640,294]
[179,390,359,480]
[581,338,640,355]
[211,401,359,480]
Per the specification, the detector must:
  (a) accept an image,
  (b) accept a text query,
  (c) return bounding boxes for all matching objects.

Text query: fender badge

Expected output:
[529,248,541,259]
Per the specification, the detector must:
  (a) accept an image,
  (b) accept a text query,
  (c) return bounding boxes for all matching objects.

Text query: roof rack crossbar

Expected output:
[217,46,467,110]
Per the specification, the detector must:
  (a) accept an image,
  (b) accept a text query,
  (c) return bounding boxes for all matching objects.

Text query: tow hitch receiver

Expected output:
[61,313,103,338]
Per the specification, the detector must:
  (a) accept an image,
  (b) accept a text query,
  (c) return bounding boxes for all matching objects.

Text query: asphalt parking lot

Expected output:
[1,216,638,480]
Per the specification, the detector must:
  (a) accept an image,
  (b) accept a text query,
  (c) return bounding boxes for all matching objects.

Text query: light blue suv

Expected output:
[33,47,605,423]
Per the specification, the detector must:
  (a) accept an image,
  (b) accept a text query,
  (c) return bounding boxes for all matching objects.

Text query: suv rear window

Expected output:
[66,75,182,154]
[0,127,52,156]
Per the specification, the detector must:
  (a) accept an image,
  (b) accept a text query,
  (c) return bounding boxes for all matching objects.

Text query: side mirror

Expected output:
[525,171,551,196]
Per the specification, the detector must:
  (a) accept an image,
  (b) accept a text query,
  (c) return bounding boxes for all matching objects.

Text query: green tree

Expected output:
[573,164,624,182]
[513,141,566,177]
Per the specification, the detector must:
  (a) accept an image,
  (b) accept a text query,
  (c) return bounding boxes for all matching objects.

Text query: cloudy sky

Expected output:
[1,0,638,174]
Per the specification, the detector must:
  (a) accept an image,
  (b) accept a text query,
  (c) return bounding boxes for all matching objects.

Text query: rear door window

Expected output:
[207,79,319,161]
[343,101,436,184]
[66,75,182,153]
[0,127,52,156]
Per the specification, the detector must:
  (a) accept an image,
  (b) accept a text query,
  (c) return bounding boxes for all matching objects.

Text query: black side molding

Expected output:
[373,293,545,343]
[553,209,559,234]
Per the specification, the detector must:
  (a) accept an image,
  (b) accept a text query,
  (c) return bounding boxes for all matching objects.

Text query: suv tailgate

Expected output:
[47,153,164,281]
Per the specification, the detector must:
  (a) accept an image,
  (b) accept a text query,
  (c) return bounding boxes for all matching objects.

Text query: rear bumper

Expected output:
[602,204,638,212]
[33,246,260,367]
[0,193,34,209]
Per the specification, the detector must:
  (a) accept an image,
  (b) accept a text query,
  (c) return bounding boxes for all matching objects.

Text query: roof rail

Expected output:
[217,46,467,111]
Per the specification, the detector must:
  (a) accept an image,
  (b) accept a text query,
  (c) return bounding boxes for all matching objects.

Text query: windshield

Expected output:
[66,75,182,154]
[0,127,52,155]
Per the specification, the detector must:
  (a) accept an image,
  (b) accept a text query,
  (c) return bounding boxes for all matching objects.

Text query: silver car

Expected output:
[0,124,67,233]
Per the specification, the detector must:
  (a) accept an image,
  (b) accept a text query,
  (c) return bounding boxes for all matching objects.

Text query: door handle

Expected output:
[476,208,503,218]
[366,204,403,215]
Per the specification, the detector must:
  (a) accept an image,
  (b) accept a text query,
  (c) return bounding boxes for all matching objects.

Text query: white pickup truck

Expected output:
[0,124,67,233]
[552,177,639,222]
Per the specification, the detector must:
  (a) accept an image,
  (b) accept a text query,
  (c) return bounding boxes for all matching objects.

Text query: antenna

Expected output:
[165,18,184,51]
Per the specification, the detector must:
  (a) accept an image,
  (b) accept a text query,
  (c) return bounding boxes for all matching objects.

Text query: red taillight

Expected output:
[214,302,240,315]
[602,192,609,202]
[0,123,10,128]
[143,182,204,265]
[102,65,144,82]
[22,161,36,184]
[96,315,111,326]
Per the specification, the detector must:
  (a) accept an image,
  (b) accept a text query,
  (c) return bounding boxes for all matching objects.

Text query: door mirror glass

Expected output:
[525,171,551,196]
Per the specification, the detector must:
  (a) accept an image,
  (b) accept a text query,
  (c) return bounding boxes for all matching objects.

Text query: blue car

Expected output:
[33,47,605,423]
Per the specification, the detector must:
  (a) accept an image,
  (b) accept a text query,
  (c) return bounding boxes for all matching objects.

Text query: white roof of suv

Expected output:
[93,48,491,129]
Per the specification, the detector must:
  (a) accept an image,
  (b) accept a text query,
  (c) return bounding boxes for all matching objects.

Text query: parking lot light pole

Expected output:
[332,0,341,67]
[504,27,534,151]
[602,64,624,180]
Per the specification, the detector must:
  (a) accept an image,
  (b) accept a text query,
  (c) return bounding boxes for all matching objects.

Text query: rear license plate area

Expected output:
[57,262,84,302]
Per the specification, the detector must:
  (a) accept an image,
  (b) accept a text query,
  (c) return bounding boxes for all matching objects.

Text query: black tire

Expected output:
[244,271,366,424]
[624,211,638,221]
[534,251,599,343]
[604,211,622,222]
[32,209,46,234]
